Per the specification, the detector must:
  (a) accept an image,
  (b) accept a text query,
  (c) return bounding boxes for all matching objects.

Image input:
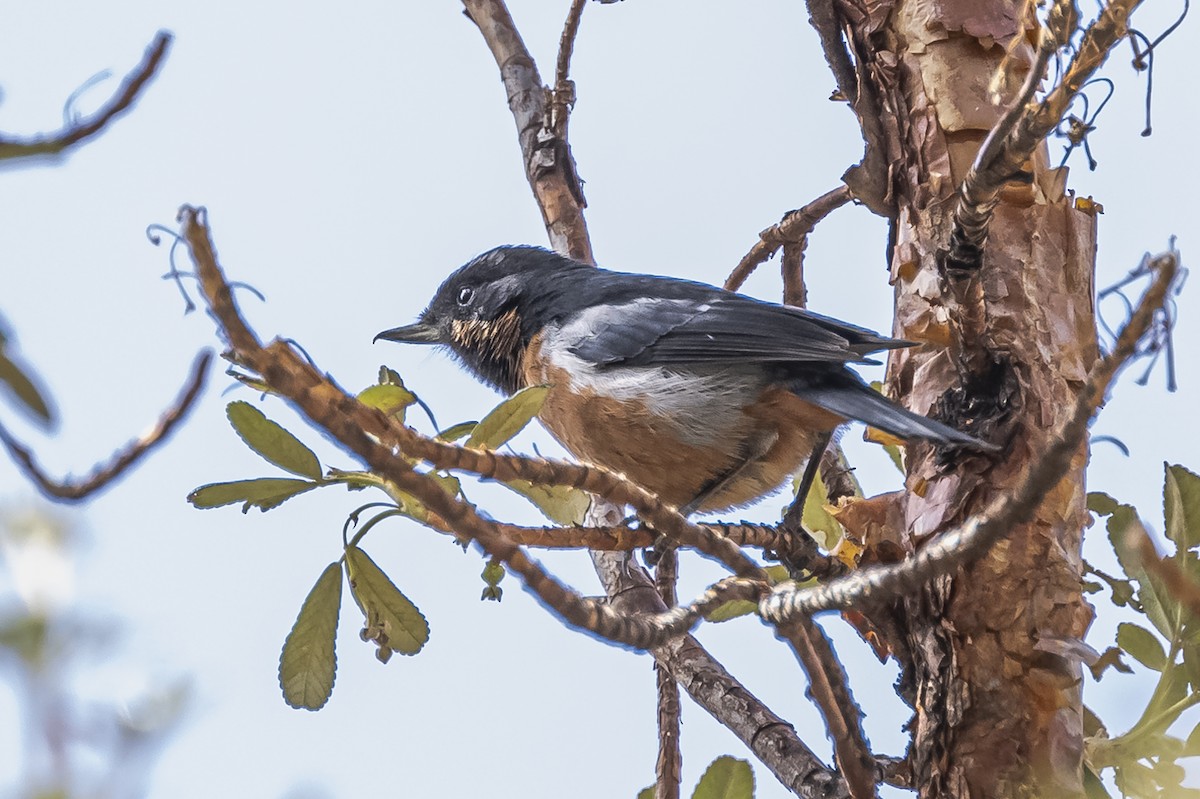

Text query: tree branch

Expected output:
[588,537,849,799]
[655,549,683,799]
[461,0,592,262]
[762,249,1178,620]
[777,618,877,799]
[803,0,858,105]
[945,0,1144,271]
[726,186,852,294]
[0,31,172,161]
[0,349,211,502]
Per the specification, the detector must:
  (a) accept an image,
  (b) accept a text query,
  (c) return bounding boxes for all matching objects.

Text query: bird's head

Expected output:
[375,245,586,393]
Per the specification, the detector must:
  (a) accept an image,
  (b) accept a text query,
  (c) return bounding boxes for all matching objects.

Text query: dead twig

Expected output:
[0,31,172,161]
[945,0,1144,272]
[726,186,852,294]
[461,0,592,262]
[762,249,1178,620]
[655,548,683,799]
[0,350,211,502]
[551,0,587,139]
[777,618,878,799]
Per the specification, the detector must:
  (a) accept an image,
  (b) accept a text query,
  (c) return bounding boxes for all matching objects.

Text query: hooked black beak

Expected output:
[373,320,443,344]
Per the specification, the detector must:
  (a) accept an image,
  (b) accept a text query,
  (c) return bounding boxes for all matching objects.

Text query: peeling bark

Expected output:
[854,0,1100,795]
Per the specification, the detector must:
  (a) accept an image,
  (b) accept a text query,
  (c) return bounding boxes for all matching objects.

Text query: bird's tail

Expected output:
[792,375,996,451]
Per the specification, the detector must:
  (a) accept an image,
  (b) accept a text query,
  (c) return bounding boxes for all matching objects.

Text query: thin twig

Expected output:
[778,618,878,799]
[551,0,587,139]
[0,350,211,502]
[726,186,852,293]
[461,0,592,262]
[945,0,1144,271]
[803,0,858,105]
[762,250,1178,621]
[0,31,172,161]
[589,543,849,799]
[655,549,682,799]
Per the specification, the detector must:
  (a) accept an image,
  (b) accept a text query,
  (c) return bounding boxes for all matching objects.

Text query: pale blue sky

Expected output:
[0,2,1196,797]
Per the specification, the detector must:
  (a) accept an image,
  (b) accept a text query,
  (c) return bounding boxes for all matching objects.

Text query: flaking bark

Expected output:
[849,0,1102,794]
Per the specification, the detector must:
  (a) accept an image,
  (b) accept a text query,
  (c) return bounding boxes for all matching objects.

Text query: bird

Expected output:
[375,245,993,515]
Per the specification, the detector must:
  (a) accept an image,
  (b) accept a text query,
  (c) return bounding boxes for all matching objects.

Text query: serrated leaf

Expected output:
[1185,720,1200,756]
[188,478,319,513]
[503,480,590,526]
[0,350,54,426]
[226,401,323,479]
[705,600,758,623]
[466,385,549,449]
[1109,506,1174,638]
[1165,464,1200,550]
[345,546,429,657]
[357,384,416,421]
[1083,766,1113,799]
[1184,644,1200,690]
[797,470,842,551]
[1088,491,1120,516]
[279,562,342,711]
[436,421,478,442]
[692,756,755,799]
[1117,622,1168,671]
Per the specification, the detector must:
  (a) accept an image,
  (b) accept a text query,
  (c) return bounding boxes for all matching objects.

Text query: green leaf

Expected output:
[344,546,429,658]
[1165,464,1200,550]
[1083,766,1114,799]
[378,366,404,386]
[797,470,842,551]
[1117,622,1168,671]
[1109,506,1174,638]
[188,478,319,513]
[0,349,54,425]
[357,383,416,421]
[436,421,479,442]
[692,756,755,799]
[1088,491,1120,517]
[1185,720,1200,756]
[226,401,323,479]
[637,787,654,799]
[705,600,758,623]
[503,480,590,526]
[1184,644,1200,690]
[466,385,549,449]
[279,562,342,711]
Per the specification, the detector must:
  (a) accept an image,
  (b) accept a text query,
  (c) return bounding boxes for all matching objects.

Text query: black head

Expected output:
[375,246,589,393]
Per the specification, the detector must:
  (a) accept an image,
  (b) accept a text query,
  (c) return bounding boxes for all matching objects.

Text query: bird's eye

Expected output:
[456,287,475,306]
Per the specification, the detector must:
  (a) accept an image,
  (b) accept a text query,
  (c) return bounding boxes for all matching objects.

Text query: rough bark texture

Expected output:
[846,0,1100,795]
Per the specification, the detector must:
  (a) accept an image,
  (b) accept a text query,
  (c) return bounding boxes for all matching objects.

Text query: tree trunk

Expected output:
[848,0,1101,794]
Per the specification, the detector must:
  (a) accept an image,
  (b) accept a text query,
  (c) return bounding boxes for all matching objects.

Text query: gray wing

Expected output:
[566,296,909,367]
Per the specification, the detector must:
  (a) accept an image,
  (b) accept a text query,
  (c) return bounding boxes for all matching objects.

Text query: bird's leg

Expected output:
[778,431,833,577]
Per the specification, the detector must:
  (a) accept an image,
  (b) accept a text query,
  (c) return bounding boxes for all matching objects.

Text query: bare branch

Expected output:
[461,0,592,262]
[0,349,211,502]
[945,0,1144,271]
[655,549,682,799]
[762,249,1179,620]
[0,31,172,161]
[726,186,852,294]
[803,0,858,105]
[778,618,878,799]
[551,0,587,139]
[589,541,849,799]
